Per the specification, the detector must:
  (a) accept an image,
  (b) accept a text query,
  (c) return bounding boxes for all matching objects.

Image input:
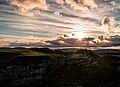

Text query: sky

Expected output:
[0,0,120,48]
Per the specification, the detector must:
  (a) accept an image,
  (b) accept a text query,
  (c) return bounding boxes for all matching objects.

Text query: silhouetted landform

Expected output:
[30,48,64,54]
[95,49,120,57]
[0,48,120,87]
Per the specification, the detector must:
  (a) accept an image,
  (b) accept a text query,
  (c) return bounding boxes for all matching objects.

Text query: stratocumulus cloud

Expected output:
[8,0,98,16]
[44,35,120,47]
[8,0,48,15]
[2,34,120,48]
[56,0,97,11]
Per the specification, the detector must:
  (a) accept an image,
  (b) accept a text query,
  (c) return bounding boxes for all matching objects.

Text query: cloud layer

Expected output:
[8,0,48,16]
[1,34,120,49]
[56,0,97,11]
[0,0,120,49]
[8,0,98,16]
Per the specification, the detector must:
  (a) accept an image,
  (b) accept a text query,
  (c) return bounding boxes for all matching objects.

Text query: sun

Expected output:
[71,32,87,40]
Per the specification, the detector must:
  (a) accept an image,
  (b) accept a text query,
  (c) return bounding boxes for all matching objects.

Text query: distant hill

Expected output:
[30,48,64,54]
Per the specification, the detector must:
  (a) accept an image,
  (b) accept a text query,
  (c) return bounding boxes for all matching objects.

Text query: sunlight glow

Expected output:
[71,32,87,40]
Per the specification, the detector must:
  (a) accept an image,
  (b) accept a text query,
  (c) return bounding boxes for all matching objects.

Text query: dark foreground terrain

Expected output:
[0,48,120,87]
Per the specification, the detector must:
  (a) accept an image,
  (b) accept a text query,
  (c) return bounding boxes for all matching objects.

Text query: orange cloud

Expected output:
[8,0,48,15]
[56,0,97,11]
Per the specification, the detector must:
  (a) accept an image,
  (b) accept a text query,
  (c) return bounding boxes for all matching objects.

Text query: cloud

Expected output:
[110,1,116,6]
[7,0,113,17]
[102,17,116,33]
[56,0,65,4]
[56,0,97,11]
[46,33,96,47]
[1,34,120,48]
[0,33,95,47]
[45,34,120,47]
[0,38,47,47]
[1,0,120,48]
[80,0,97,8]
[8,0,48,16]
[105,35,120,46]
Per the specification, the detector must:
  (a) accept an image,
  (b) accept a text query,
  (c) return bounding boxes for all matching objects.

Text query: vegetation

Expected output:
[0,48,120,87]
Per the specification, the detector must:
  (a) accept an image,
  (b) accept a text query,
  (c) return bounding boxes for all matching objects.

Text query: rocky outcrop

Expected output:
[0,55,62,87]
[66,49,100,66]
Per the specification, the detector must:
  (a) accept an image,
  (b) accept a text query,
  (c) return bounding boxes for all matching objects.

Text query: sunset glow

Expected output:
[0,0,120,48]
[71,32,87,40]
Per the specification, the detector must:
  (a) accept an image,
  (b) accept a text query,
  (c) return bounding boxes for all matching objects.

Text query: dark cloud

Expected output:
[45,34,120,47]
[1,34,120,48]
[45,34,96,47]
[105,35,120,46]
